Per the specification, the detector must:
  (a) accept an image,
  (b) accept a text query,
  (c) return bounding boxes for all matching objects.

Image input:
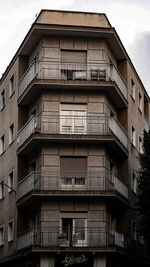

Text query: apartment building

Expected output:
[0,10,150,267]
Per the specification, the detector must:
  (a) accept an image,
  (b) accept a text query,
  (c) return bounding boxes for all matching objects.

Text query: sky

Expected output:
[0,0,150,94]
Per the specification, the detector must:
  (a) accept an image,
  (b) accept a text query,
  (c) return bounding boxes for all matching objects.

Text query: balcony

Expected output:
[17,171,128,202]
[18,61,128,108]
[17,115,128,154]
[17,227,124,251]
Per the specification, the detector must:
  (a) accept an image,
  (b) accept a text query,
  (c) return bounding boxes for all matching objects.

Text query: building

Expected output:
[0,9,150,267]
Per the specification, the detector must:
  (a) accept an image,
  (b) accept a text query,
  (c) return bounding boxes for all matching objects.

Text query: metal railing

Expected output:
[17,116,36,147]
[17,227,120,250]
[18,61,127,100]
[18,61,36,97]
[17,171,128,200]
[17,115,128,149]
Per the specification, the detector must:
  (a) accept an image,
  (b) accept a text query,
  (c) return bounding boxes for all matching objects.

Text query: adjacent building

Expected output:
[0,10,150,267]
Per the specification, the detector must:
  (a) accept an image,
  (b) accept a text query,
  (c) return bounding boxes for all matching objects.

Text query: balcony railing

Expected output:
[17,227,123,251]
[17,171,128,200]
[17,115,128,149]
[18,61,127,100]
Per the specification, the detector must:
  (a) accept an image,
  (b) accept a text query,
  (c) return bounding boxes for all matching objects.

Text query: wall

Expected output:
[0,59,18,259]
[36,10,111,28]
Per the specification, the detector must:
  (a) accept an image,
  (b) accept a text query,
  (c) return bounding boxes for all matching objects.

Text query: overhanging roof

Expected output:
[19,23,126,61]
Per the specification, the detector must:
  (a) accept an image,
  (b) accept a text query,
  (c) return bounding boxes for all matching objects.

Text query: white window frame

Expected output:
[138,136,143,153]
[131,78,135,100]
[8,170,14,193]
[131,125,136,146]
[60,104,87,134]
[8,220,14,242]
[0,180,4,200]
[60,218,87,247]
[73,218,87,247]
[0,225,4,246]
[9,74,15,97]
[0,89,5,110]
[9,122,15,145]
[0,134,5,155]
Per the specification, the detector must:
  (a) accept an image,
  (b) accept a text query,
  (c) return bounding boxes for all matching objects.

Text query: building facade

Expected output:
[0,10,150,267]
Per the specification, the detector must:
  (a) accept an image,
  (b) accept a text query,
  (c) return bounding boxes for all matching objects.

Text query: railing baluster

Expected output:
[17,171,128,200]
[18,115,128,149]
[18,61,127,101]
[17,227,126,250]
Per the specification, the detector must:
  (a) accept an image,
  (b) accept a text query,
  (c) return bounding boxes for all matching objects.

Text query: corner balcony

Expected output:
[17,115,128,156]
[17,227,124,252]
[18,61,128,108]
[17,171,128,204]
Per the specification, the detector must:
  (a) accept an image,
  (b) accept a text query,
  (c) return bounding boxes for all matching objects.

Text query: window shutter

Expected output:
[60,157,87,172]
[61,51,87,63]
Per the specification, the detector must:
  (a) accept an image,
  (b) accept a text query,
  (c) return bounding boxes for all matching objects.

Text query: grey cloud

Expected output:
[128,32,150,94]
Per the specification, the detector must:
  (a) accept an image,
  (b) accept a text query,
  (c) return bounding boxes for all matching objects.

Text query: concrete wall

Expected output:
[40,199,107,229]
[0,59,18,259]
[36,10,111,28]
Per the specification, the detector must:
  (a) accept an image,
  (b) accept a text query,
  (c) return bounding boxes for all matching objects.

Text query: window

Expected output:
[131,172,137,193]
[8,220,14,242]
[0,226,4,246]
[60,218,87,247]
[9,74,15,97]
[131,125,136,146]
[60,157,87,188]
[131,78,135,100]
[0,89,5,110]
[8,171,14,193]
[9,123,14,145]
[61,50,87,80]
[139,136,143,153]
[138,93,142,112]
[60,104,87,134]
[131,220,137,241]
[0,134,5,155]
[0,180,4,200]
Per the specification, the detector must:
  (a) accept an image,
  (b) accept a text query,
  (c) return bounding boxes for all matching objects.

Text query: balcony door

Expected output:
[60,104,87,134]
[60,218,87,247]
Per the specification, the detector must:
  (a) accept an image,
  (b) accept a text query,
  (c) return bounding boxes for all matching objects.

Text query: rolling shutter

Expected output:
[60,157,87,172]
[61,51,87,63]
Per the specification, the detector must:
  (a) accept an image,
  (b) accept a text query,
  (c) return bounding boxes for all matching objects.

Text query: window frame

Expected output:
[9,74,15,97]
[131,125,136,147]
[0,89,6,110]
[8,220,14,242]
[0,134,5,155]
[0,179,4,200]
[60,217,87,247]
[0,225,4,246]
[138,136,143,153]
[131,171,137,194]
[138,92,142,112]
[60,103,87,134]
[9,122,15,145]
[131,78,135,100]
[131,220,137,241]
[8,170,14,193]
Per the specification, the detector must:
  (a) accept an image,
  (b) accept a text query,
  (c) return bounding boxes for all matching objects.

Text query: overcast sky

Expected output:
[0,0,150,94]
